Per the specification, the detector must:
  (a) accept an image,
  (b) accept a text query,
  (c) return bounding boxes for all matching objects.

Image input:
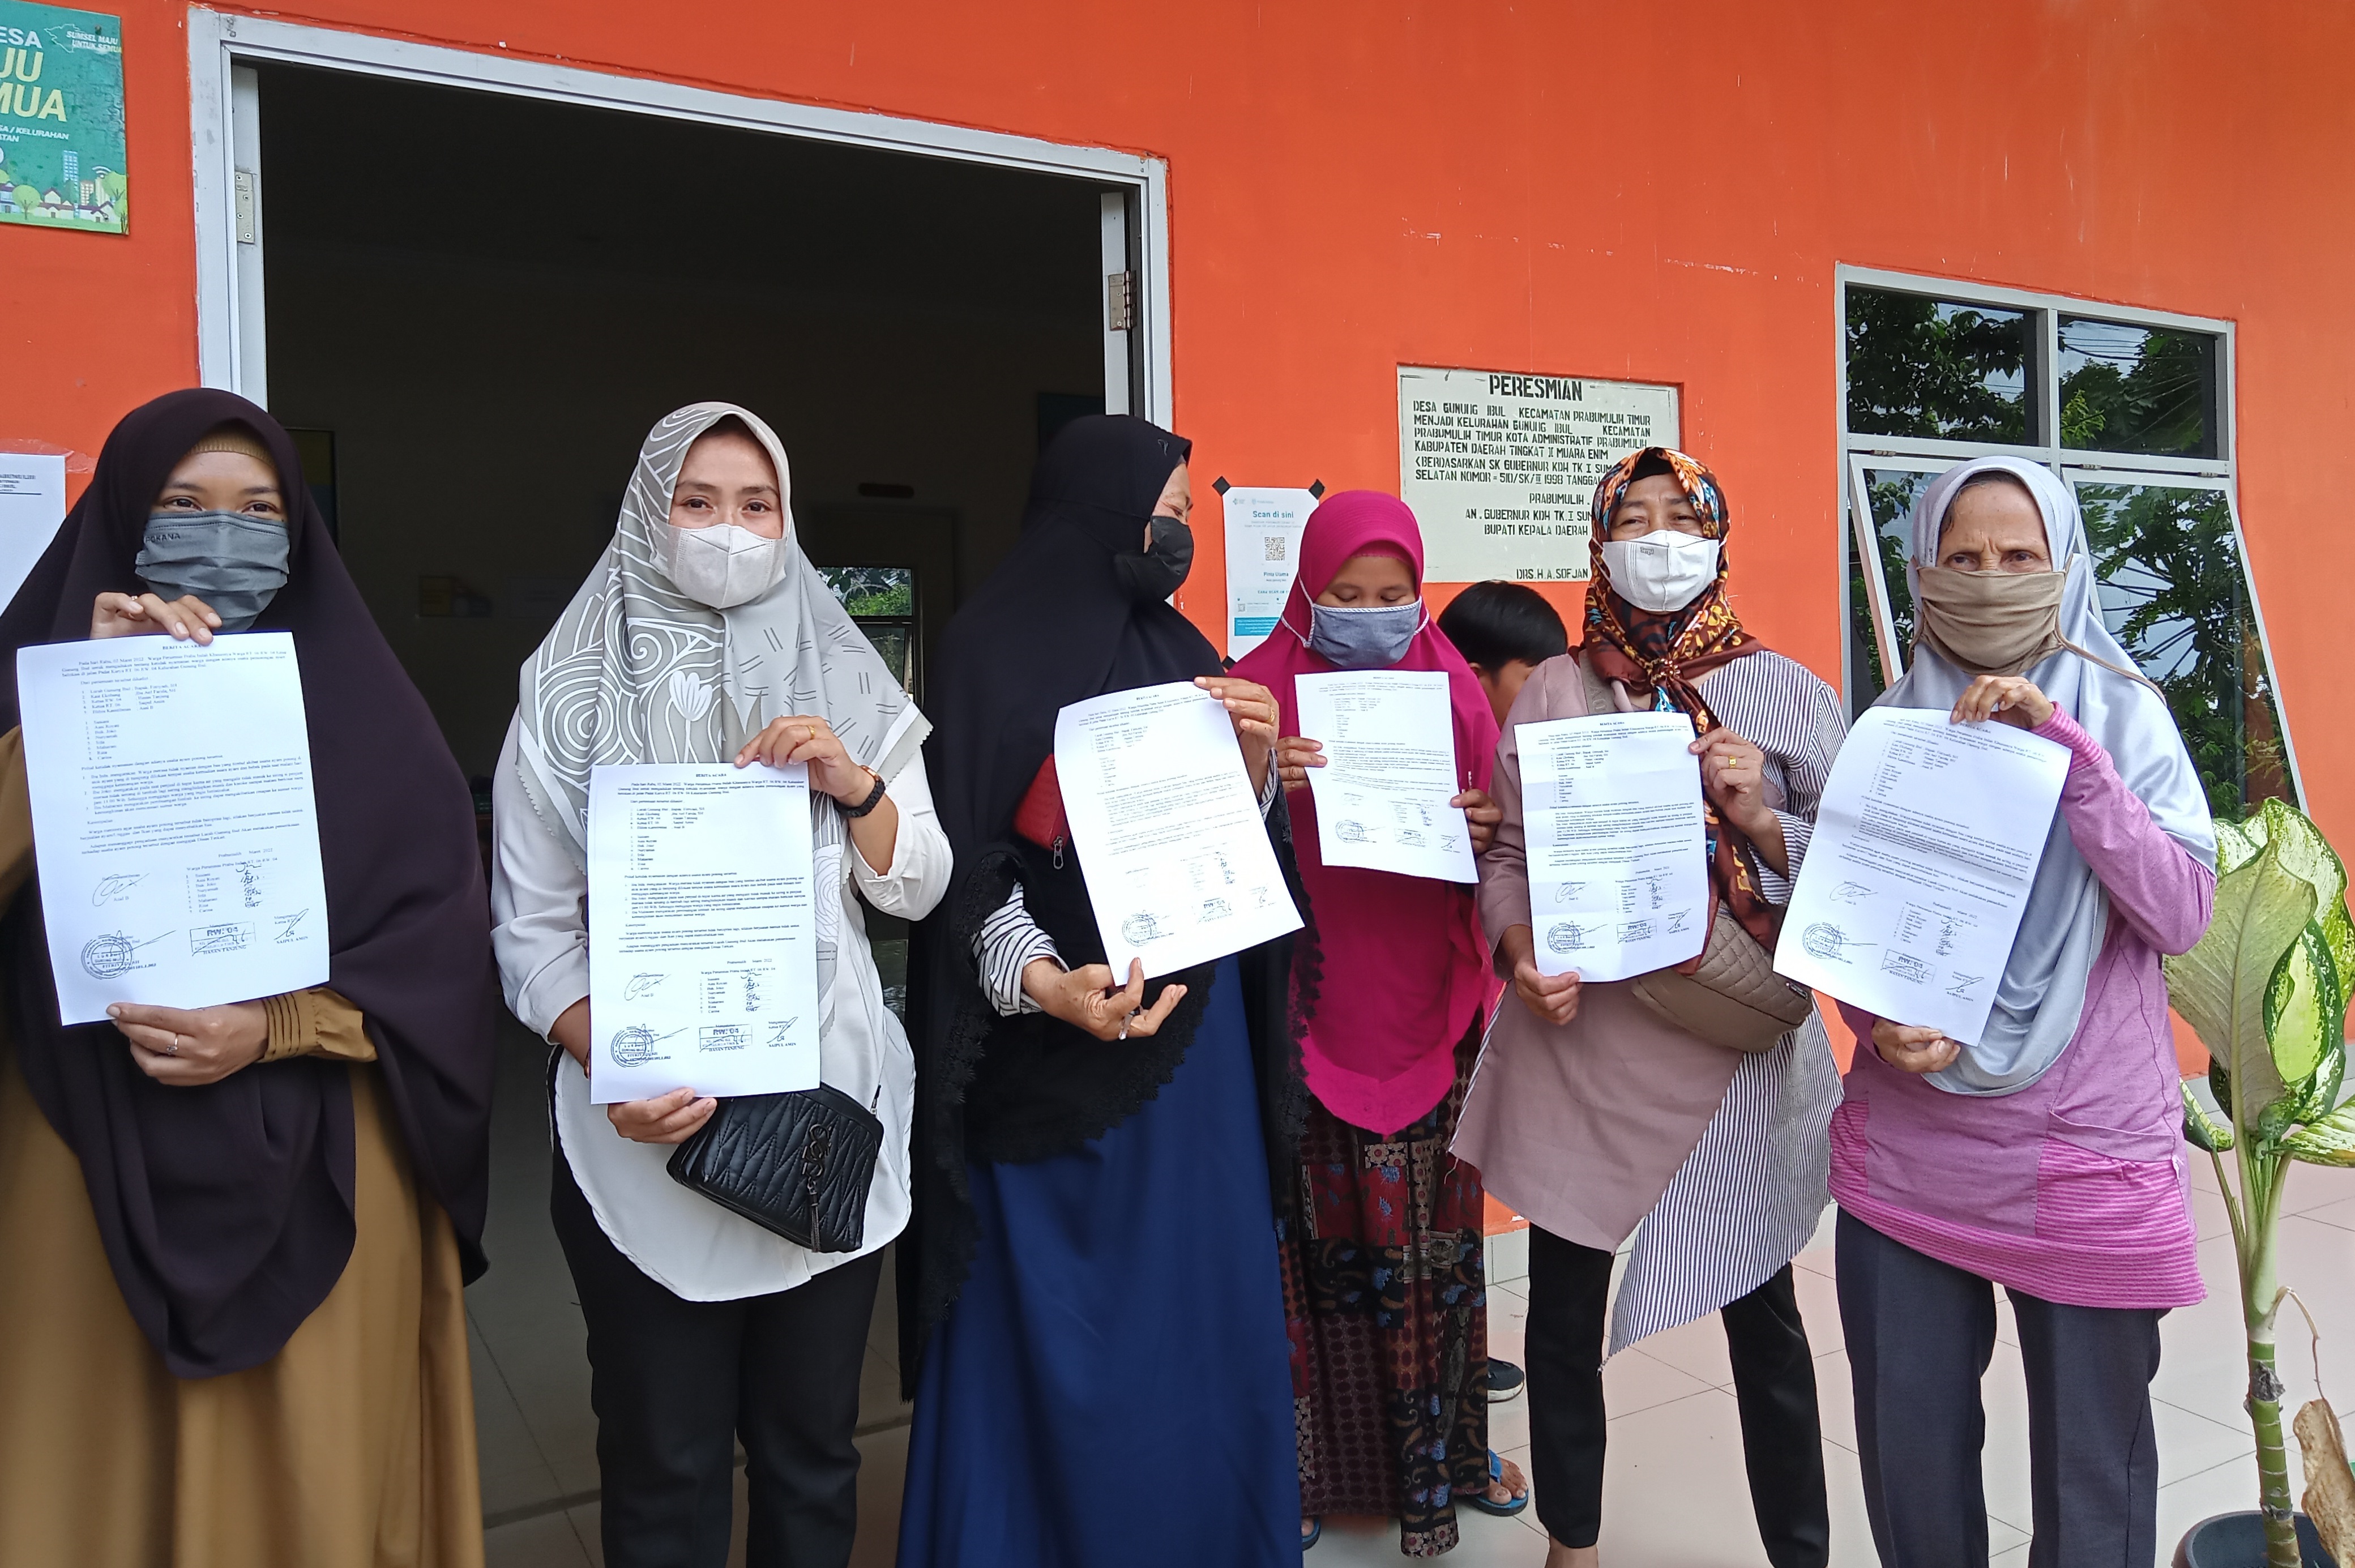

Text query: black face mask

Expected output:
[1112,515,1194,603]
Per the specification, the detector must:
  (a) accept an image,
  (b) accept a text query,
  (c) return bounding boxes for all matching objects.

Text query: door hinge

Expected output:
[233,169,257,245]
[1105,270,1134,332]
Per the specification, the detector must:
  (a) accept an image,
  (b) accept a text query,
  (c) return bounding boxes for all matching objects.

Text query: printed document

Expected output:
[17,633,331,1024]
[587,763,820,1104]
[1772,707,2068,1044]
[0,453,66,609]
[1296,669,1474,883]
[1518,711,1708,981]
[1055,681,1303,979]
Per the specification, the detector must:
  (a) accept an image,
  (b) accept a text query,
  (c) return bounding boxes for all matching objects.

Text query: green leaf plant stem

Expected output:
[2169,799,2355,1567]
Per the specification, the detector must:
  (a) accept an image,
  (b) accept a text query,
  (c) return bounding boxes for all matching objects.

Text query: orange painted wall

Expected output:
[14,1,2355,838]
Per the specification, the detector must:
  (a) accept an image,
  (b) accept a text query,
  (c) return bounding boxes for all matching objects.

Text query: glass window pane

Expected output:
[2058,318,2219,458]
[1845,287,2031,443]
[818,566,916,693]
[818,565,914,617]
[2074,482,2293,817]
[861,623,913,692]
[1846,468,1931,713]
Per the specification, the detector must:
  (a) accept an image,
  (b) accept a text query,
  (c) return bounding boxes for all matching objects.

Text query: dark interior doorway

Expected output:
[256,61,1108,777]
[249,63,1112,1551]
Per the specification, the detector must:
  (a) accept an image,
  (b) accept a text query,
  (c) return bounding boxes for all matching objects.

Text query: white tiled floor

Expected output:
[474,1015,2355,1568]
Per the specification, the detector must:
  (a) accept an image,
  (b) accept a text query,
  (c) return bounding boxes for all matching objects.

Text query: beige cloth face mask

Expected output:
[1912,561,2067,676]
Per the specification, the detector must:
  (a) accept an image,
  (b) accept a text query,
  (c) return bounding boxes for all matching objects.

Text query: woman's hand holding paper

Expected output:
[1194,675,1280,795]
[1022,956,1187,1043]
[734,713,871,803]
[607,1084,719,1145]
[1870,1018,1964,1075]
[550,999,721,1143]
[91,590,224,646]
[1453,787,1501,857]
[1689,727,1789,877]
[109,999,266,1085]
[1500,924,1582,1026]
[1949,674,2054,731]
[1274,735,1324,793]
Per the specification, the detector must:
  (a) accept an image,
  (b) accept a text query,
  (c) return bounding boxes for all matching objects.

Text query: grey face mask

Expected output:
[136,510,292,632]
[1306,599,1425,669]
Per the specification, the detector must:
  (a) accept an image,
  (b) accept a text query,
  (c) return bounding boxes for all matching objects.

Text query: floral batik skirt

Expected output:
[1279,1022,1489,1556]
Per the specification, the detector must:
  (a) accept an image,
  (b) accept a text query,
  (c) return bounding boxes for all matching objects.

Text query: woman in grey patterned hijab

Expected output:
[491,402,952,1567]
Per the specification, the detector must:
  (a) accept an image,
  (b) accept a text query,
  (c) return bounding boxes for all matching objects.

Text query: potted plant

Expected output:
[2168,798,2355,1567]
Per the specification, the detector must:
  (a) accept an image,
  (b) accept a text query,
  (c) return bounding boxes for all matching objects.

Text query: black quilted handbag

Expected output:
[665,1085,883,1254]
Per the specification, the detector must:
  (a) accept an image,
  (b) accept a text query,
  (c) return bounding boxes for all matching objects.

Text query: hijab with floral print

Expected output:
[1583,446,1779,948]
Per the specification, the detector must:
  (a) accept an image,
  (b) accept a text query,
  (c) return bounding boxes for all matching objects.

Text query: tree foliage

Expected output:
[1844,290,2028,443]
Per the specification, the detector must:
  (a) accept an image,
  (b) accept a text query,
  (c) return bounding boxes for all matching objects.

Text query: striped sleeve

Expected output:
[972,761,1272,1018]
[974,883,1060,1016]
[1700,653,1845,904]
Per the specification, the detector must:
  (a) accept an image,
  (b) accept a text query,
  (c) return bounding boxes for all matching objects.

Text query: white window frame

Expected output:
[1834,265,2300,804]
[185,8,1173,424]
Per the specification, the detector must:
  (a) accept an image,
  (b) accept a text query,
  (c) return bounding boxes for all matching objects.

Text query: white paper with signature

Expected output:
[587,763,819,1104]
[1054,681,1302,979]
[1772,706,2067,1044]
[17,633,331,1024]
[1518,710,1708,981]
[1296,669,1474,883]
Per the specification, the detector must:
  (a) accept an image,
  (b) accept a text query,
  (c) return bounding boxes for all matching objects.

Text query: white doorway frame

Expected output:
[186,8,1173,422]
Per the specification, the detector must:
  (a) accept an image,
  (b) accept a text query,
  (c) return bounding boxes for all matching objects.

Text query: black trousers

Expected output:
[1525,1224,1829,1567]
[551,1153,884,1568]
[1837,1212,2163,1568]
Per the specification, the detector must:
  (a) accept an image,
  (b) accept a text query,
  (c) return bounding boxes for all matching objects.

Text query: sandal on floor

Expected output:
[1302,1516,1322,1550]
[1459,1451,1529,1517]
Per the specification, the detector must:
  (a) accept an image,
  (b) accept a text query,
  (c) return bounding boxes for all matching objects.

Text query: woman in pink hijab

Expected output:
[1232,490,1523,1553]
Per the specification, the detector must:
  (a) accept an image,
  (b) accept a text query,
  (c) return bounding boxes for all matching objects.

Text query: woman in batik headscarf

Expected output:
[1832,458,2213,1567]
[1452,447,1845,1568]
[491,403,950,1568]
[0,388,495,1567]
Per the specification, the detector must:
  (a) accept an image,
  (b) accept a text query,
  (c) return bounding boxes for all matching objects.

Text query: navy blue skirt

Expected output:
[896,958,1300,1567]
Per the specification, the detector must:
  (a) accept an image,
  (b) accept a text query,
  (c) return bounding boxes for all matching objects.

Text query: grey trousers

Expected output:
[1836,1211,2164,1568]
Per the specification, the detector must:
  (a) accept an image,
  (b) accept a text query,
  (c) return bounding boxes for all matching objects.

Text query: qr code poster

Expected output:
[1223,486,1317,659]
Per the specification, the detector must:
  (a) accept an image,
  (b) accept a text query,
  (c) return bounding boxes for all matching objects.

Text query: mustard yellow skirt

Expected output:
[0,1043,482,1568]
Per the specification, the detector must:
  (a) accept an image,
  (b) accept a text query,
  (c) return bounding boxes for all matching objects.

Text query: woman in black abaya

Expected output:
[896,415,1305,1566]
[0,389,494,1568]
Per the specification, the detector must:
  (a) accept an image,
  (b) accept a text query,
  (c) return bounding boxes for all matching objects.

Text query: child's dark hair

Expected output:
[1437,580,1570,670]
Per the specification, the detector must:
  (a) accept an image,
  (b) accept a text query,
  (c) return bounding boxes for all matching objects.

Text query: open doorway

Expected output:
[255,61,1113,762]
[242,58,1120,1549]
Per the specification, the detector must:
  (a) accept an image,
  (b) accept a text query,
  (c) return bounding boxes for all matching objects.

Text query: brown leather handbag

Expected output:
[1568,654,1815,1054]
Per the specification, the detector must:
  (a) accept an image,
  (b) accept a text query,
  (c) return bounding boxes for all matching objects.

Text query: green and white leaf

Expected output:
[2286,1103,2355,1167]
[2165,800,2328,1139]
[2264,922,2339,1095]
[2184,1074,2236,1153]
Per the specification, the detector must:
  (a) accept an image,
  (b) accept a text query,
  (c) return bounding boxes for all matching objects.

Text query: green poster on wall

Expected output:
[0,3,123,234]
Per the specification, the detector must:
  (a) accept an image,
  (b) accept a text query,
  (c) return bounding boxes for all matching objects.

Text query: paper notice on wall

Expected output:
[0,452,67,608]
[1398,366,1679,583]
[0,3,130,237]
[1222,486,1316,658]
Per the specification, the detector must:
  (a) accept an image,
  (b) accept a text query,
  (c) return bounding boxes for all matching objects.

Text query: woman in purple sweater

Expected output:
[1835,456,2216,1568]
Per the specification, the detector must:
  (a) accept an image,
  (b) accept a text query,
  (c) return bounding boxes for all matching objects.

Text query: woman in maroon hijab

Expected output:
[1233,489,1525,1552]
[0,390,495,1567]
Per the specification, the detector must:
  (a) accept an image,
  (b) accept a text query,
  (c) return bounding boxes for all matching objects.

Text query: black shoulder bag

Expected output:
[665,1085,885,1254]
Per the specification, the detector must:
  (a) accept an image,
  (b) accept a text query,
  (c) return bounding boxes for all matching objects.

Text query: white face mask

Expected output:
[658,522,788,609]
[1600,531,1721,613]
